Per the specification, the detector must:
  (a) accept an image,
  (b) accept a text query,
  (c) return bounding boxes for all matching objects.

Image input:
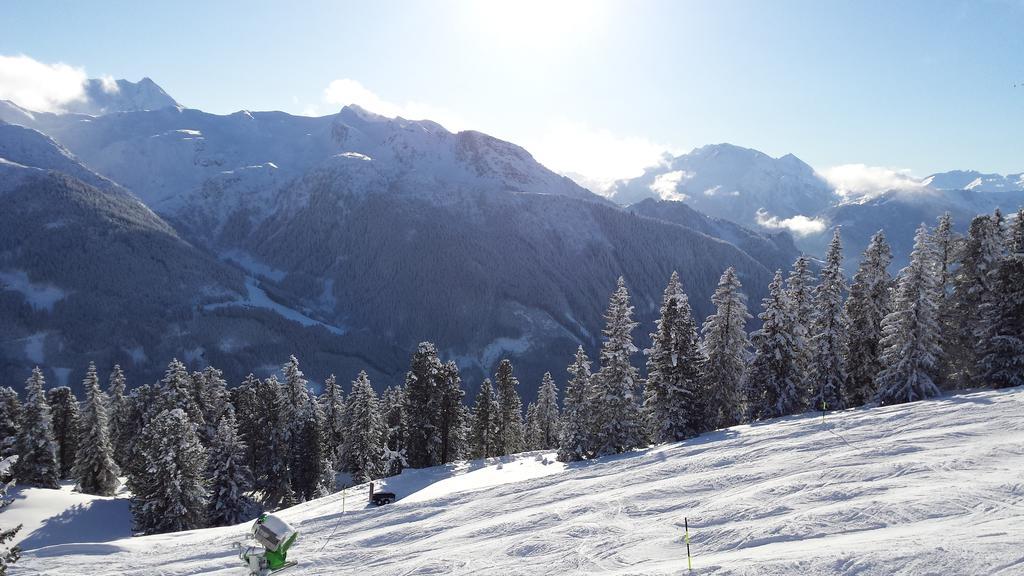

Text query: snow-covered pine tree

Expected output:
[119,383,155,484]
[744,270,803,420]
[105,365,129,467]
[156,359,204,428]
[844,230,894,406]
[469,378,500,459]
[404,343,443,468]
[642,271,702,442]
[534,372,561,449]
[195,366,229,445]
[46,387,79,479]
[524,402,541,450]
[280,356,316,498]
[230,375,261,479]
[380,385,407,477]
[495,359,526,456]
[455,404,472,462]
[72,363,120,496]
[345,371,384,484]
[282,355,309,418]
[810,228,849,412]
[1,454,21,574]
[558,346,593,462]
[590,277,644,456]
[699,268,751,431]
[0,389,19,459]
[14,368,59,488]
[319,374,346,470]
[948,215,1003,388]
[977,209,1024,389]
[930,213,960,389]
[872,224,943,406]
[784,256,815,411]
[993,207,1008,250]
[291,388,332,501]
[206,406,253,527]
[311,389,337,495]
[437,361,465,464]
[255,375,291,508]
[130,408,208,534]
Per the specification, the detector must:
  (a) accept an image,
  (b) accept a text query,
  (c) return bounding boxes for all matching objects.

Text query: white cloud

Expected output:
[0,54,88,113]
[820,163,926,199]
[98,75,119,94]
[649,170,692,201]
[756,209,828,237]
[308,78,467,132]
[703,185,739,197]
[527,120,675,194]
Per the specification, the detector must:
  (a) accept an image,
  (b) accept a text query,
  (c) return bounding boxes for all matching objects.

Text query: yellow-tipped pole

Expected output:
[685,517,692,571]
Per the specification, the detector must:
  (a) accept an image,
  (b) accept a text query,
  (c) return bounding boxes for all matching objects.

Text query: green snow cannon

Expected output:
[239,513,299,575]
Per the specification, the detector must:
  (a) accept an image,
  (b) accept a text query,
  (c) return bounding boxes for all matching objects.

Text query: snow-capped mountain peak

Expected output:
[609,143,836,231]
[62,77,180,116]
[923,169,1024,193]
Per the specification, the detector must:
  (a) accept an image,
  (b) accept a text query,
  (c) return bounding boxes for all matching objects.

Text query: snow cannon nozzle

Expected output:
[238,513,298,575]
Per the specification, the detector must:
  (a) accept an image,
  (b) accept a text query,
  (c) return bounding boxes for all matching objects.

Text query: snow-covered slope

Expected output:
[0,121,125,193]
[15,387,1024,575]
[5,481,132,550]
[0,101,604,213]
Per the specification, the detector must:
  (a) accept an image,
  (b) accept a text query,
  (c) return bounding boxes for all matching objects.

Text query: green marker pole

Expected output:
[684,517,692,572]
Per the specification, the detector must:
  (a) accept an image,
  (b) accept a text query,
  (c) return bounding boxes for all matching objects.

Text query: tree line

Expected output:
[0,208,1020,539]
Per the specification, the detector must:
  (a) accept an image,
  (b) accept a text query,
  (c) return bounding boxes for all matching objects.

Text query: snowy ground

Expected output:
[13,387,1024,575]
[5,480,132,551]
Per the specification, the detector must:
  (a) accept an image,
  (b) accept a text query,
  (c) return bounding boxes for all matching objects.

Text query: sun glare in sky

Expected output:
[461,0,610,54]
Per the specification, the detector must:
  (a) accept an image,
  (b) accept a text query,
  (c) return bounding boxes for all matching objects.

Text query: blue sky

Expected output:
[2,0,1022,187]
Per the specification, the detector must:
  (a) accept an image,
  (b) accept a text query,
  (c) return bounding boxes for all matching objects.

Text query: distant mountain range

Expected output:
[606,144,1023,269]
[0,79,800,400]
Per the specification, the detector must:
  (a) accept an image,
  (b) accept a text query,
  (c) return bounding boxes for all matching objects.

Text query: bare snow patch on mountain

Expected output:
[205,277,345,335]
[0,270,67,311]
[23,332,46,364]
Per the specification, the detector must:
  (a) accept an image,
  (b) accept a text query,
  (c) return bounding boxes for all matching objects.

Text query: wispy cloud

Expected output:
[819,163,926,199]
[649,170,692,201]
[98,75,119,94]
[756,209,828,237]
[527,120,674,194]
[305,78,467,132]
[0,54,88,112]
